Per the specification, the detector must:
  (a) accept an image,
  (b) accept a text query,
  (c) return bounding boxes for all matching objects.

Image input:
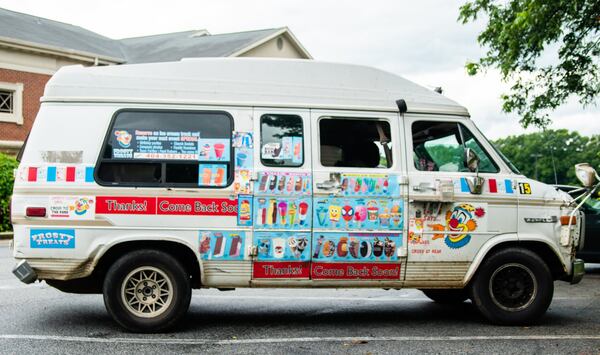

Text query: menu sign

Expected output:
[112,129,200,160]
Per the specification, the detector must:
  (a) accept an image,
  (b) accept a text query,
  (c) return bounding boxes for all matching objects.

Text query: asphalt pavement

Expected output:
[1,239,599,354]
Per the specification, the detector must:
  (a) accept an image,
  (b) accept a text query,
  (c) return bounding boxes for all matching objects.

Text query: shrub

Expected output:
[0,153,18,232]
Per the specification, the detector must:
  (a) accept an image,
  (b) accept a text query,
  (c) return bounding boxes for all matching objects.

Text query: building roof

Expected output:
[0,7,126,62]
[0,7,310,64]
[43,58,468,116]
[120,28,307,63]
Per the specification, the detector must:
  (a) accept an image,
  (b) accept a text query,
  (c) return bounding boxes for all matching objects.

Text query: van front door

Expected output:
[404,116,518,287]
[250,109,313,282]
[310,111,405,284]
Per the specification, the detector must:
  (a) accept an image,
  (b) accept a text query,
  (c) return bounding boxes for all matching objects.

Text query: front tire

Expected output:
[103,249,192,332]
[470,248,553,325]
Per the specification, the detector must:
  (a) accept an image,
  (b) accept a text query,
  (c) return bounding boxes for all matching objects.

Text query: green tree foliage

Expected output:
[459,0,600,128]
[0,153,18,232]
[493,129,600,185]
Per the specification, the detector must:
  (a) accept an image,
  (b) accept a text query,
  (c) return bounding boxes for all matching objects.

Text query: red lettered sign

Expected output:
[156,197,238,216]
[311,262,401,280]
[96,196,156,215]
[253,261,310,279]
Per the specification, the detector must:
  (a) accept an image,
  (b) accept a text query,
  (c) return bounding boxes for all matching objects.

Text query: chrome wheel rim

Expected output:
[489,263,537,312]
[121,266,173,318]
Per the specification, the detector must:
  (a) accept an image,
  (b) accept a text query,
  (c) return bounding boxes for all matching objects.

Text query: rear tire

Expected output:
[420,289,469,304]
[103,249,191,332]
[470,248,553,325]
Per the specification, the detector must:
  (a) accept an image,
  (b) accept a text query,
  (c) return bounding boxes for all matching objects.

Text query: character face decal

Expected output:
[329,205,342,222]
[114,130,132,148]
[341,205,354,221]
[430,204,484,249]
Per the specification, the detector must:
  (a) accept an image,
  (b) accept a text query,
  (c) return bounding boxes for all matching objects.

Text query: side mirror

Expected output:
[464,148,480,173]
[575,163,599,188]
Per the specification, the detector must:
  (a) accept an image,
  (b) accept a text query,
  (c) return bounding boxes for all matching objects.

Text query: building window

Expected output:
[0,82,23,125]
[96,109,234,188]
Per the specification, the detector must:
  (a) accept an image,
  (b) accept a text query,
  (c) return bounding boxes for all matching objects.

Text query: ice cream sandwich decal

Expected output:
[255,232,310,261]
[199,231,245,260]
[311,233,401,261]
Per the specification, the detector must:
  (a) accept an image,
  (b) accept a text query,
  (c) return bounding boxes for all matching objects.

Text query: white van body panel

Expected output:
[11,59,580,291]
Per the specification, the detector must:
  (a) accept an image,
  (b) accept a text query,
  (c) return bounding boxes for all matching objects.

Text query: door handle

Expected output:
[316,180,340,190]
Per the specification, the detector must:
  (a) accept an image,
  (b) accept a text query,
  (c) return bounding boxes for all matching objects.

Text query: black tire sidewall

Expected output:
[103,249,191,333]
[470,248,553,325]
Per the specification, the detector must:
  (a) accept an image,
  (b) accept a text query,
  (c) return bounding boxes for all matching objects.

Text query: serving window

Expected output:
[96,109,233,187]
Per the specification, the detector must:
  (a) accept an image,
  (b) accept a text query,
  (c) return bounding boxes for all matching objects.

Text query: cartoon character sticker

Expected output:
[428,203,486,249]
[114,130,132,148]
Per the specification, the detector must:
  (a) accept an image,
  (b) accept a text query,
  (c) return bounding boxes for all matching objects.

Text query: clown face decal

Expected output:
[430,203,485,249]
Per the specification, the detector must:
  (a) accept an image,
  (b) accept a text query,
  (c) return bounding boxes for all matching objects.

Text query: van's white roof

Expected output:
[43,58,469,115]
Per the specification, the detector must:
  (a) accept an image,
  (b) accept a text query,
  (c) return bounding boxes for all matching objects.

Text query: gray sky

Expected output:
[1,0,597,139]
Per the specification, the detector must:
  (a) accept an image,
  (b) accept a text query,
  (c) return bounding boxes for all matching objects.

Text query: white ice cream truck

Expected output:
[11,58,591,332]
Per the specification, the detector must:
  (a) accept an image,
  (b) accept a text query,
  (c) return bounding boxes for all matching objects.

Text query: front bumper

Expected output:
[570,259,585,284]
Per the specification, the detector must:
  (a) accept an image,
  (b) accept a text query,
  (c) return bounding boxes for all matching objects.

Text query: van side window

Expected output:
[96,110,233,187]
[319,118,392,168]
[412,121,498,173]
[260,114,303,167]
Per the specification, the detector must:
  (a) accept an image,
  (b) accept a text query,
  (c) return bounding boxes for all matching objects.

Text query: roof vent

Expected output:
[434,87,443,94]
[190,30,210,38]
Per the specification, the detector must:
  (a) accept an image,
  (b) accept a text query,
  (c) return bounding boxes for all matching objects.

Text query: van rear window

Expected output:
[96,110,233,187]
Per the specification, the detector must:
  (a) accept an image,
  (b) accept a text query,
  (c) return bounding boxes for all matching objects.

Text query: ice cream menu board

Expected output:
[111,129,201,160]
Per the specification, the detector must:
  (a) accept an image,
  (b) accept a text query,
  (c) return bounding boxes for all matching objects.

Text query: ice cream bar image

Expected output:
[213,233,225,257]
[359,240,372,258]
[288,237,298,258]
[286,176,294,192]
[337,236,348,257]
[298,201,309,225]
[259,175,269,191]
[273,238,285,259]
[199,233,211,254]
[384,237,395,258]
[278,201,288,225]
[289,203,297,225]
[323,240,335,257]
[229,235,242,257]
[295,176,303,191]
[269,175,277,191]
[349,238,360,258]
[313,235,324,258]
[278,175,286,191]
[373,237,384,257]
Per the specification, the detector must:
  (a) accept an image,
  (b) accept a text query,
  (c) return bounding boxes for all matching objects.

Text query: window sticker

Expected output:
[111,129,200,160]
[261,136,302,161]
[198,138,230,161]
[234,169,252,195]
[232,131,254,149]
[49,196,95,220]
[30,229,75,249]
[237,195,253,226]
[198,164,228,186]
[199,231,245,260]
[235,147,253,169]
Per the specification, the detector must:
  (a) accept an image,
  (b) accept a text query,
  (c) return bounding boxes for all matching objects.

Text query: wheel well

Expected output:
[94,240,202,289]
[483,241,566,280]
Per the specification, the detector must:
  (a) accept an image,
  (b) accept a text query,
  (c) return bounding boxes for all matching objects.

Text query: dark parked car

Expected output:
[555,185,600,263]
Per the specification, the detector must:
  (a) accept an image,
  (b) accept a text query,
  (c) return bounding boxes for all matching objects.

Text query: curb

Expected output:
[0,232,13,240]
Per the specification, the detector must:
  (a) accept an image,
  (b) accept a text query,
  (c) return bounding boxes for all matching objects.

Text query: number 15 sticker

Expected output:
[518,182,532,195]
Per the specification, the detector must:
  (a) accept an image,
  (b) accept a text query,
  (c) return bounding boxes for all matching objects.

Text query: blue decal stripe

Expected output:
[460,178,470,193]
[505,179,514,193]
[85,167,94,183]
[46,166,56,182]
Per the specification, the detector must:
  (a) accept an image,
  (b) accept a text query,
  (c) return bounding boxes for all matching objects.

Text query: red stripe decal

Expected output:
[311,262,401,280]
[96,196,157,215]
[488,178,497,193]
[27,167,37,182]
[66,167,76,182]
[253,262,310,279]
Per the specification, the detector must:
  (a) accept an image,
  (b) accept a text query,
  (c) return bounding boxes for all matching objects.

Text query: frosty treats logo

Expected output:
[30,229,75,248]
[429,204,485,249]
[114,130,132,148]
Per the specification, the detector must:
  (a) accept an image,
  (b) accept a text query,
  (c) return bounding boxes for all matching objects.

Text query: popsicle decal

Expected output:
[199,231,245,260]
[338,173,399,197]
[255,172,311,196]
[253,197,312,229]
[314,198,403,230]
[311,232,401,261]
